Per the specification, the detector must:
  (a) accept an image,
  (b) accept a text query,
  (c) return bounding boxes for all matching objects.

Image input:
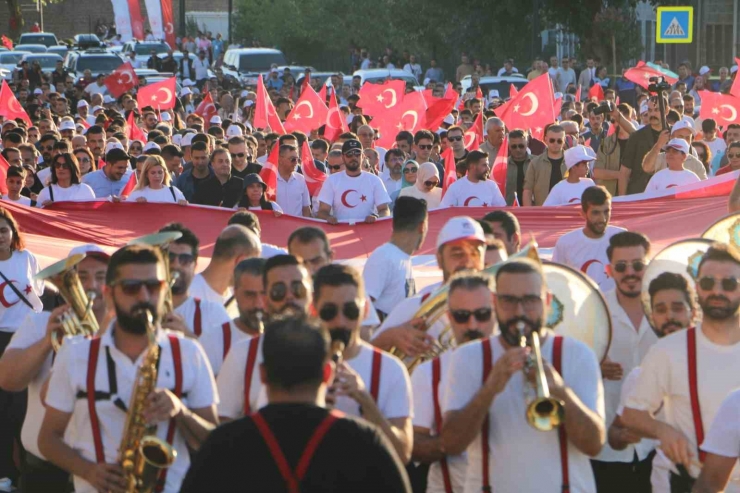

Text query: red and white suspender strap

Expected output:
[193,298,202,337]
[686,327,706,463]
[370,348,382,402]
[432,357,453,493]
[86,337,105,463]
[243,335,261,415]
[481,340,493,492]
[221,322,232,361]
[155,335,183,492]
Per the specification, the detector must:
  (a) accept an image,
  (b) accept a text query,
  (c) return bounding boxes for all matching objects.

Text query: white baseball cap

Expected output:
[443,114,455,125]
[436,217,486,250]
[564,145,596,170]
[91,105,104,114]
[77,100,89,108]
[143,142,161,152]
[160,112,172,122]
[33,88,43,95]
[662,138,690,154]
[58,120,76,131]
[243,99,254,108]
[103,95,116,104]
[180,133,194,147]
[68,244,111,260]
[226,125,243,137]
[210,115,222,125]
[733,66,739,75]
[699,66,711,76]
[172,134,182,146]
[105,141,125,153]
[180,87,192,97]
[671,119,696,136]
[182,79,196,87]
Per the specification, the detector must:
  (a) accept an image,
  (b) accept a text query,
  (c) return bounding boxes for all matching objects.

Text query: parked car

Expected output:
[65,48,123,79]
[459,74,528,100]
[18,32,59,47]
[46,45,69,58]
[73,34,104,50]
[14,44,47,54]
[0,52,29,80]
[121,41,169,64]
[352,68,419,86]
[19,53,64,72]
[221,48,287,86]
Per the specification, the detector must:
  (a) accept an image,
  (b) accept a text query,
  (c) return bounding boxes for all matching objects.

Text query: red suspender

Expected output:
[252,410,341,493]
[86,337,105,464]
[370,348,382,402]
[156,335,184,493]
[687,327,706,463]
[481,339,493,492]
[243,335,261,415]
[432,357,453,493]
[193,298,202,337]
[553,335,569,493]
[221,322,232,361]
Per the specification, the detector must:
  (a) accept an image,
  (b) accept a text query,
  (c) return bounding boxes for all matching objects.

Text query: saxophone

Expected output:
[118,308,177,493]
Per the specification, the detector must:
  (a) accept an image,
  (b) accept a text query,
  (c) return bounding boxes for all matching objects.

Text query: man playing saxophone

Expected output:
[37,244,218,493]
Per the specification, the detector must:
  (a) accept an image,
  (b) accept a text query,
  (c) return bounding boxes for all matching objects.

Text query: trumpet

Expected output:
[518,321,564,432]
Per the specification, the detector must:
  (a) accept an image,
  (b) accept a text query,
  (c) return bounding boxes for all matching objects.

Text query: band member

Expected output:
[442,259,605,493]
[411,271,497,493]
[608,272,697,492]
[181,317,412,493]
[372,217,487,359]
[199,258,266,376]
[216,255,312,421]
[623,244,740,491]
[0,245,110,493]
[592,232,657,492]
[38,244,218,493]
[314,264,413,463]
[158,223,231,338]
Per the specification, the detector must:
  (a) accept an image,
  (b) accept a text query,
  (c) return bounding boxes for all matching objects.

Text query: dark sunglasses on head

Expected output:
[424,180,439,187]
[344,150,362,157]
[168,252,195,266]
[448,136,463,142]
[403,167,418,174]
[269,281,308,302]
[230,152,245,159]
[510,144,526,149]
[418,144,433,150]
[328,164,342,171]
[548,138,563,144]
[319,302,361,322]
[111,278,166,295]
[613,260,646,273]
[450,308,493,324]
[698,276,739,292]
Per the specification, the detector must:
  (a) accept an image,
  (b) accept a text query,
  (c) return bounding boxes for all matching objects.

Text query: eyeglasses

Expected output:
[319,302,361,321]
[698,276,739,292]
[728,153,740,159]
[288,157,302,164]
[510,144,526,149]
[110,278,166,295]
[53,161,70,169]
[269,281,308,302]
[403,167,418,174]
[450,308,493,324]
[344,150,362,157]
[496,294,542,311]
[230,152,245,159]
[548,138,563,144]
[424,180,439,187]
[77,157,91,164]
[613,260,647,273]
[418,144,433,150]
[168,252,195,266]
[328,164,342,171]
[448,136,463,142]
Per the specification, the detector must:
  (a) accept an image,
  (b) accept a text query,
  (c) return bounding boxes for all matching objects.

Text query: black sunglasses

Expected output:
[450,308,493,324]
[168,252,195,266]
[230,152,245,159]
[548,138,563,144]
[328,165,342,171]
[424,180,439,187]
[510,144,526,149]
[53,161,70,169]
[448,136,463,142]
[269,281,308,302]
[417,144,433,150]
[344,150,362,157]
[319,302,361,322]
[698,276,739,292]
[613,260,646,273]
[288,157,302,164]
[403,167,418,174]
[111,279,166,296]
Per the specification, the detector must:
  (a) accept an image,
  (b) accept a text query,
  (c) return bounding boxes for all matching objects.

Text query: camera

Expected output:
[648,76,672,94]
[593,101,615,116]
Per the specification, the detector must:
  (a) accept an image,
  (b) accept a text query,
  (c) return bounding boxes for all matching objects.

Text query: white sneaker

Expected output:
[0,478,12,492]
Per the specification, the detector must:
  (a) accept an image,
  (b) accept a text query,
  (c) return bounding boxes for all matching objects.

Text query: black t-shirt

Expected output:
[513,159,527,202]
[232,162,262,180]
[454,149,469,165]
[181,403,411,493]
[548,156,564,190]
[191,175,244,208]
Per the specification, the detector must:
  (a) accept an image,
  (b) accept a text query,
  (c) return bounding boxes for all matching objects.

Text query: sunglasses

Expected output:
[111,278,166,295]
[510,144,526,149]
[403,167,418,174]
[548,138,564,144]
[328,164,342,171]
[77,157,91,164]
[613,260,646,273]
[424,180,439,187]
[230,152,245,159]
[53,161,70,169]
[319,302,361,322]
[269,281,308,302]
[344,150,362,157]
[728,153,740,159]
[417,144,433,150]
[288,157,302,164]
[448,136,463,142]
[698,276,739,292]
[450,308,493,324]
[168,252,195,266]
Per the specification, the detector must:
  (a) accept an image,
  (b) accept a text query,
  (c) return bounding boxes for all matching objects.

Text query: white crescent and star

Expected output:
[519,93,539,117]
[165,23,174,35]
[7,96,24,114]
[293,100,314,120]
[341,189,367,208]
[720,104,738,122]
[464,131,476,149]
[401,110,418,131]
[154,87,173,105]
[326,107,342,129]
[120,70,134,85]
[382,89,398,108]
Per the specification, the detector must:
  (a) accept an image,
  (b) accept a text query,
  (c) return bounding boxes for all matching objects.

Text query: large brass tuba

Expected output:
[119,308,177,493]
[35,253,100,351]
[128,231,183,314]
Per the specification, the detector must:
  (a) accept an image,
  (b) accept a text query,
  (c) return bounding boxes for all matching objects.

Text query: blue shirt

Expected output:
[81,168,132,198]
[425,67,444,83]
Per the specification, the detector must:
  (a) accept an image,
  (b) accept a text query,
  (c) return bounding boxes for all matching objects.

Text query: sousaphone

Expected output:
[702,212,740,249]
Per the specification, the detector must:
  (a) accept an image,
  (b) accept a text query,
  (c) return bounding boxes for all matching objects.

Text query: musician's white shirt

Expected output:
[199,320,252,376]
[551,225,625,292]
[45,326,218,493]
[702,388,740,477]
[188,274,236,318]
[626,325,740,491]
[216,334,264,419]
[412,350,466,493]
[173,295,231,337]
[443,333,604,493]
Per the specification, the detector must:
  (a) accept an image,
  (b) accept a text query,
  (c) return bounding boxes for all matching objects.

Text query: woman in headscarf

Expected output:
[389,159,419,209]
[399,161,442,209]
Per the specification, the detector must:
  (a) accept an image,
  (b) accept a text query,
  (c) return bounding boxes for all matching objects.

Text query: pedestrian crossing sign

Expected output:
[656,6,693,43]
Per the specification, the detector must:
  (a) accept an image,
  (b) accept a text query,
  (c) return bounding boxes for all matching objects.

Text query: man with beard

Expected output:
[216,255,312,422]
[623,244,740,490]
[314,264,413,463]
[372,217,486,361]
[0,245,111,493]
[439,150,506,208]
[621,96,670,195]
[552,186,625,290]
[591,232,658,492]
[37,245,218,493]
[411,271,497,493]
[85,125,106,164]
[199,258,265,376]
[157,224,231,338]
[441,259,605,493]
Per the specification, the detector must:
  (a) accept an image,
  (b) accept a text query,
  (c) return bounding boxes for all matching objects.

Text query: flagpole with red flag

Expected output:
[441,147,457,197]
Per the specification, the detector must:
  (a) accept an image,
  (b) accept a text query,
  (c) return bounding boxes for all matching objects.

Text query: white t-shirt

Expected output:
[551,225,625,291]
[246,202,284,214]
[412,351,467,493]
[439,176,506,208]
[189,273,232,307]
[2,196,31,206]
[217,334,264,419]
[703,138,727,161]
[702,388,740,492]
[260,243,287,258]
[199,320,252,376]
[542,178,596,206]
[173,296,231,337]
[443,334,604,493]
[615,368,659,462]
[36,183,96,207]
[37,167,52,187]
[645,168,700,192]
[0,250,43,332]
[625,325,740,490]
[317,171,391,221]
[362,242,416,315]
[126,186,186,203]
[45,327,217,493]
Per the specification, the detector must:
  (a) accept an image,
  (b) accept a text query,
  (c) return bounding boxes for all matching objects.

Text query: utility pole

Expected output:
[179,0,186,37]
[38,0,44,32]
[228,0,233,43]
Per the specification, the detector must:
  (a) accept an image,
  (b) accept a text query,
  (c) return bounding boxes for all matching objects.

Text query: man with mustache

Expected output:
[441,259,605,493]
[216,255,312,422]
[411,271,497,492]
[623,244,740,491]
[38,245,218,493]
[591,232,658,492]
[621,95,670,195]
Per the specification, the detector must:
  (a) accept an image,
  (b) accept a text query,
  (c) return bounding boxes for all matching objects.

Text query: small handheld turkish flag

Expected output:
[259,144,280,201]
[195,93,218,129]
[0,80,31,125]
[300,140,326,196]
[1,36,12,51]
[324,94,349,143]
[624,61,678,90]
[588,84,604,102]
[120,172,138,198]
[254,76,286,134]
[491,137,508,197]
[441,147,457,198]
[357,80,406,117]
[0,154,10,195]
[284,85,328,134]
[464,112,484,151]
[127,110,147,142]
[104,62,138,98]
[136,77,177,110]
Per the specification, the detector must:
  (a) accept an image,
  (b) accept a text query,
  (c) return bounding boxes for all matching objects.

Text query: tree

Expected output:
[5,0,68,40]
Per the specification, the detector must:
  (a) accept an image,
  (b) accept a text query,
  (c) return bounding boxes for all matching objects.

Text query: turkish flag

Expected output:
[491,137,508,197]
[510,84,520,99]
[284,85,328,134]
[574,86,581,102]
[259,144,280,201]
[136,77,177,110]
[588,84,604,102]
[324,94,349,143]
[0,154,10,195]
[120,172,138,198]
[127,0,145,40]
[317,81,328,106]
[441,147,457,197]
[254,76,286,134]
[0,80,31,125]
[195,92,218,129]
[1,35,12,51]
[464,111,484,150]
[357,80,406,116]
[161,0,176,49]
[127,110,147,142]
[699,91,740,128]
[375,91,427,149]
[104,62,138,98]
[475,86,484,100]
[497,73,556,141]
[624,61,678,90]
[300,140,326,196]
[424,83,458,132]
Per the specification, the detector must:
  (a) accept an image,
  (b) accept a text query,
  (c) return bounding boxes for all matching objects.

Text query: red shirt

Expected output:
[716,165,737,176]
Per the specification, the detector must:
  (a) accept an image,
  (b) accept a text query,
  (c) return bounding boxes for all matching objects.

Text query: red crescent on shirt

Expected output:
[568,197,580,203]
[580,259,603,276]
[463,196,479,206]
[341,189,358,208]
[666,184,678,188]
[0,280,20,308]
